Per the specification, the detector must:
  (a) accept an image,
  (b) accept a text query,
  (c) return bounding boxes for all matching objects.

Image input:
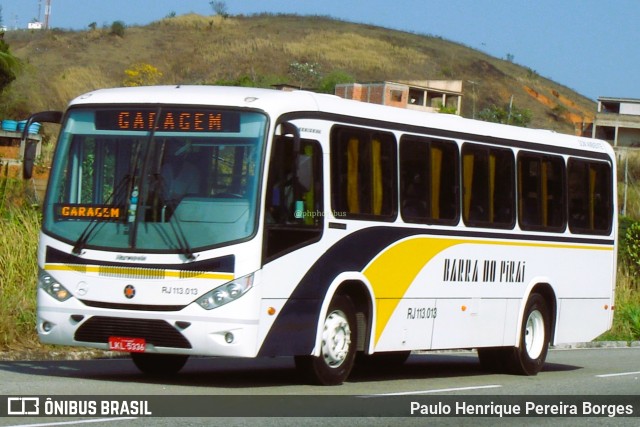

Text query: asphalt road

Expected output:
[0,347,638,426]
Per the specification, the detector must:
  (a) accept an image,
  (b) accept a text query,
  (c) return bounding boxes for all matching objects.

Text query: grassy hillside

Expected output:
[2,13,595,135]
[1,14,638,353]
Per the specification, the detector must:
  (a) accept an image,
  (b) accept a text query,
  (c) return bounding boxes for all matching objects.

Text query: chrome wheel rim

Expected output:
[525,309,545,359]
[321,309,351,368]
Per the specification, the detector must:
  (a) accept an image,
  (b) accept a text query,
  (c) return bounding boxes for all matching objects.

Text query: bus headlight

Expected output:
[195,273,254,310]
[38,268,72,302]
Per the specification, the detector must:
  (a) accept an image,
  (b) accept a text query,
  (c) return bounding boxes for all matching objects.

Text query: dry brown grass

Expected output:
[2,13,596,134]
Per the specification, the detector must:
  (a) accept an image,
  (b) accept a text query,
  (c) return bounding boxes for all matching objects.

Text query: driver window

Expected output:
[264,136,323,261]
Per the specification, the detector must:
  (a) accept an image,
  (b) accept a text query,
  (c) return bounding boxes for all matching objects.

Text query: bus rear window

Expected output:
[568,159,613,235]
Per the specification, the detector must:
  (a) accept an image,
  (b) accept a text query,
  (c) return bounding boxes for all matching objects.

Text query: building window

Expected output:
[408,88,425,106]
[390,90,404,103]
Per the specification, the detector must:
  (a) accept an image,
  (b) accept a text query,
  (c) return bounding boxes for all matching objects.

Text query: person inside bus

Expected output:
[402,172,428,220]
[160,141,202,202]
[266,144,311,224]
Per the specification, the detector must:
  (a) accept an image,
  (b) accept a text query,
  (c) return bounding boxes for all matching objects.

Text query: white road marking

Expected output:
[6,418,137,427]
[595,371,640,378]
[363,384,503,397]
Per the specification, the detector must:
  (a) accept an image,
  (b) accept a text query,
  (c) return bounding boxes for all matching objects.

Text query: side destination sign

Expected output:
[55,204,125,221]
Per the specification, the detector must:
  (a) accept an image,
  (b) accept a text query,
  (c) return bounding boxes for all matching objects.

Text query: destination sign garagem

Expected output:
[55,204,125,221]
[95,109,241,132]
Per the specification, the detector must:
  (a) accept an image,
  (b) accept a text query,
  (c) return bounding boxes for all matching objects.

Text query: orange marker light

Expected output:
[267,307,276,316]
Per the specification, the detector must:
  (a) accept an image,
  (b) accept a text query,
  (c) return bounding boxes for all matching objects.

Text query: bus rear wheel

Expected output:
[507,293,551,375]
[131,353,189,376]
[295,294,358,385]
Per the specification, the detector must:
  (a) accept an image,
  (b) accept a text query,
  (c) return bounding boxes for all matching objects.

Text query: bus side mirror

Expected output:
[22,111,63,179]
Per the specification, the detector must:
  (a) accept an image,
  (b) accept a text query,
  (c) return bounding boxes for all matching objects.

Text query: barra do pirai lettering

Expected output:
[443,258,526,284]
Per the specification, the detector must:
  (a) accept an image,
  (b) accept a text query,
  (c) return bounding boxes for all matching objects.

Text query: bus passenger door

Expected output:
[262,132,323,263]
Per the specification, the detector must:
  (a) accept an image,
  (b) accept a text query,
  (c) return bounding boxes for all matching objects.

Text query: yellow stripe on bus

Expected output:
[363,236,614,346]
[44,263,234,281]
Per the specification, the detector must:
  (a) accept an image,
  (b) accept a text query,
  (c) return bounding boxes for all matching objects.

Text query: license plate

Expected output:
[108,336,146,353]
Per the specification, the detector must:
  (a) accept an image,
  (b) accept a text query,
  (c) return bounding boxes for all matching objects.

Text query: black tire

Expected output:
[130,353,189,376]
[295,294,358,385]
[507,293,551,375]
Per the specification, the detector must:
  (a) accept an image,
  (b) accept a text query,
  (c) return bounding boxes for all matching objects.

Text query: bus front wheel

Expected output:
[295,294,358,385]
[131,353,189,376]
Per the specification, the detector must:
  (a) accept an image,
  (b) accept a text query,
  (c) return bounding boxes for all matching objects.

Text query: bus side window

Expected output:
[400,136,459,224]
[462,143,515,228]
[517,153,566,232]
[568,158,613,234]
[330,126,397,220]
[263,136,323,261]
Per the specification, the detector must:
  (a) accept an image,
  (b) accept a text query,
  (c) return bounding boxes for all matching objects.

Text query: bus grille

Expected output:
[74,316,192,349]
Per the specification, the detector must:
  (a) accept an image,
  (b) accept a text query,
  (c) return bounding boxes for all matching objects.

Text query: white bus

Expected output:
[28,86,617,385]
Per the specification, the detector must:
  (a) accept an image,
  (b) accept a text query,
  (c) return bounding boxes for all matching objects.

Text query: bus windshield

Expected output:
[43,107,268,253]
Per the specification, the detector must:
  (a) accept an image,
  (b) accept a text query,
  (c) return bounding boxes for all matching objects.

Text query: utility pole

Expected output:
[44,0,51,29]
[467,80,479,119]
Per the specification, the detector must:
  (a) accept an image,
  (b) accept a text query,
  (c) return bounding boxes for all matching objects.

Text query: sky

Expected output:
[0,0,638,101]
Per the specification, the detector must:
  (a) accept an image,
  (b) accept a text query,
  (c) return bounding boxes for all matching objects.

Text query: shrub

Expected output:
[623,220,640,276]
[110,21,126,37]
[123,63,163,87]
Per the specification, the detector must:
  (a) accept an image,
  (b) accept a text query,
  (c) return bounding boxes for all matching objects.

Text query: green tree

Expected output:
[478,103,531,127]
[0,34,19,92]
[210,1,229,18]
[317,70,355,94]
[288,61,321,89]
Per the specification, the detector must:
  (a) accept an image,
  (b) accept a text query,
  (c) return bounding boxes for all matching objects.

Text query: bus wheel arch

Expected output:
[478,283,557,375]
[295,279,373,385]
[511,284,556,375]
[527,283,557,345]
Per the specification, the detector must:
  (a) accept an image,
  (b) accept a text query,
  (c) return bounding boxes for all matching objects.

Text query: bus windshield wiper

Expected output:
[72,174,134,255]
[168,209,196,261]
